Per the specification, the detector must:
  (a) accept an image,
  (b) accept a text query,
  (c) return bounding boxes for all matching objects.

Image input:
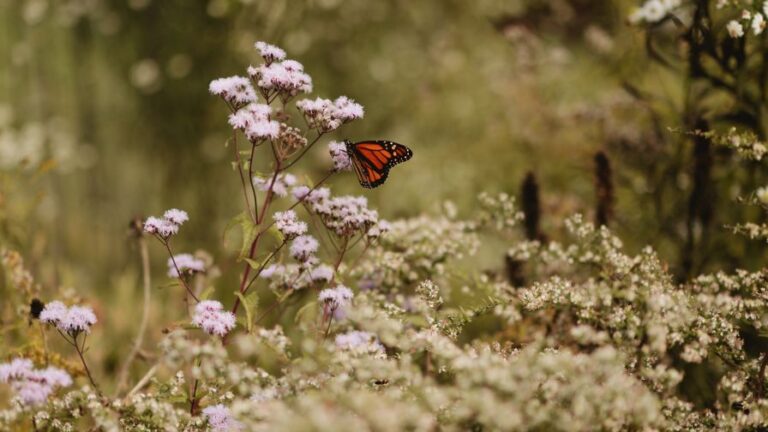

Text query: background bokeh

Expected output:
[3,0,767,381]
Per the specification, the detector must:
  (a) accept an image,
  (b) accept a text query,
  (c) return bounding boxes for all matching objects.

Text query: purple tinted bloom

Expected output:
[260,264,285,279]
[334,331,385,357]
[143,210,187,239]
[228,103,272,129]
[0,358,34,382]
[192,300,236,337]
[309,264,334,282]
[203,404,242,431]
[273,210,307,240]
[251,60,312,96]
[37,367,73,387]
[245,119,280,142]
[167,253,206,278]
[0,359,71,405]
[13,380,51,405]
[39,301,67,326]
[332,96,364,122]
[163,208,189,226]
[209,76,256,107]
[40,301,97,334]
[329,141,352,172]
[255,41,286,63]
[296,96,364,132]
[253,173,296,197]
[290,235,319,262]
[319,285,354,309]
[60,305,97,334]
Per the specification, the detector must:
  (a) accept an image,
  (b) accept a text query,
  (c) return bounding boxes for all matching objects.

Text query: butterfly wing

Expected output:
[346,140,413,189]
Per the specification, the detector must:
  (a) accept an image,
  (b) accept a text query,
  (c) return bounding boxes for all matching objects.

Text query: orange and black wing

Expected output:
[346,140,413,188]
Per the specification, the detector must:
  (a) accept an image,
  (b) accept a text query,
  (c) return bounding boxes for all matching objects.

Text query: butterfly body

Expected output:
[345,140,413,188]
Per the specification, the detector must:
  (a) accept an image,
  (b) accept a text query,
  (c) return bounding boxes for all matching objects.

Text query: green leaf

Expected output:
[223,211,259,261]
[199,286,215,301]
[267,224,285,243]
[244,257,267,270]
[295,301,317,324]
[234,291,259,333]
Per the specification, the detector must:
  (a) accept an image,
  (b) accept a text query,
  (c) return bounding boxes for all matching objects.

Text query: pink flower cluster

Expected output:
[167,253,206,278]
[208,76,257,108]
[334,330,385,354]
[365,219,392,240]
[255,41,286,64]
[260,262,334,287]
[307,192,379,237]
[143,208,189,239]
[309,264,334,282]
[202,404,242,431]
[289,235,319,262]
[192,300,236,337]
[248,58,312,98]
[328,140,353,172]
[228,102,280,142]
[0,358,72,405]
[273,210,307,239]
[40,301,97,335]
[291,184,330,203]
[319,285,354,309]
[296,96,364,132]
[253,173,296,197]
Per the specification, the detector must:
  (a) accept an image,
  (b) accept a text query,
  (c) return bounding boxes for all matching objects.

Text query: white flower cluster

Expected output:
[273,210,307,240]
[254,41,286,64]
[319,285,354,310]
[248,59,312,98]
[301,189,380,237]
[260,262,335,290]
[253,173,296,197]
[354,214,479,290]
[296,96,364,132]
[202,404,242,431]
[40,300,98,335]
[228,102,279,142]
[166,253,206,278]
[208,76,256,108]
[724,2,768,37]
[143,208,189,239]
[289,234,319,262]
[334,330,385,356]
[328,140,352,171]
[192,300,236,337]
[629,0,682,24]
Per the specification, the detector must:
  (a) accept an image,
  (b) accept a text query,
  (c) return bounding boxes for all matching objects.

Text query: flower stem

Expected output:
[163,240,200,302]
[74,334,101,395]
[117,233,152,395]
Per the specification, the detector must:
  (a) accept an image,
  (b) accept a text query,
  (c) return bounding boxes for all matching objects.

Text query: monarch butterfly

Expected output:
[344,140,413,189]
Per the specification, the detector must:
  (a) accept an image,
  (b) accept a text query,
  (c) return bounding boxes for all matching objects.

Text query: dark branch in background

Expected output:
[521,171,542,241]
[681,119,713,279]
[594,151,614,227]
[506,171,544,287]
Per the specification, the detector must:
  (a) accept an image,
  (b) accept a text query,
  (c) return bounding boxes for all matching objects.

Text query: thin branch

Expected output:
[125,364,157,399]
[281,132,325,171]
[163,241,200,302]
[116,235,152,395]
[241,241,287,296]
[248,141,260,219]
[233,133,257,222]
[71,333,101,395]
